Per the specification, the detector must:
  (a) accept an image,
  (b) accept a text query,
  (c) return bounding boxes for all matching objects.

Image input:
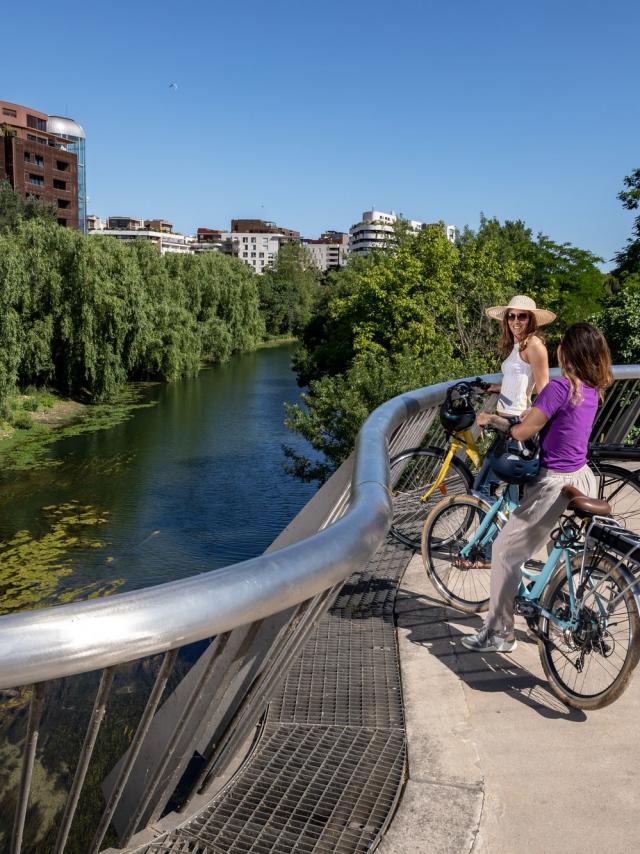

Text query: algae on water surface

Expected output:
[0,501,123,616]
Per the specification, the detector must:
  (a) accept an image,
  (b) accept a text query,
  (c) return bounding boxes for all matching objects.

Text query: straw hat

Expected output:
[485,295,556,326]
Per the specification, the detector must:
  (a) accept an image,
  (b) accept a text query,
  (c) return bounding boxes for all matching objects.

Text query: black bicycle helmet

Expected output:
[491,437,540,485]
[439,383,476,434]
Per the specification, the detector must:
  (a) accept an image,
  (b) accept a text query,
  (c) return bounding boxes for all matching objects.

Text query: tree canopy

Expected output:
[594,168,640,364]
[259,242,321,337]
[0,218,264,406]
[286,218,608,481]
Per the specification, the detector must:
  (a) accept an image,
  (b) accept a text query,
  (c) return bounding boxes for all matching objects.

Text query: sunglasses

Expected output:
[507,312,530,321]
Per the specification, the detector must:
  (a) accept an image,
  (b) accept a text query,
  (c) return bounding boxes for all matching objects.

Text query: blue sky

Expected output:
[3,0,638,266]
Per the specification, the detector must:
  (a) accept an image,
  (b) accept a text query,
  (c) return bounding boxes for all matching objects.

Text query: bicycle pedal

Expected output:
[514,597,537,618]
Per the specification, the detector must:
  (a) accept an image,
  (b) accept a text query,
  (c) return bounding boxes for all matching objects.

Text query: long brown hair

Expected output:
[558,322,613,403]
[499,311,542,357]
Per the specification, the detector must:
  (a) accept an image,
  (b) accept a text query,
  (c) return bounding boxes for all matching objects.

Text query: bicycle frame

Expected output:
[419,429,482,503]
[457,486,607,634]
[458,482,519,557]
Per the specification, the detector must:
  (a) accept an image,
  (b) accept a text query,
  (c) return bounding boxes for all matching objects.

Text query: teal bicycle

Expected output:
[421,483,640,709]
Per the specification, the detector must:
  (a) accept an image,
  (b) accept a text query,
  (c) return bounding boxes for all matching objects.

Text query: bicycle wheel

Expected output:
[590,462,640,532]
[538,555,640,710]
[389,447,473,549]
[421,495,500,613]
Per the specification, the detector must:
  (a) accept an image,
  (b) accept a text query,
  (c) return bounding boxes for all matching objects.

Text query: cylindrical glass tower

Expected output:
[47,116,87,234]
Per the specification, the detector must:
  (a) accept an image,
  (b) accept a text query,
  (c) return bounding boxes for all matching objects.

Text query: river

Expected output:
[0,342,318,613]
[0,343,321,851]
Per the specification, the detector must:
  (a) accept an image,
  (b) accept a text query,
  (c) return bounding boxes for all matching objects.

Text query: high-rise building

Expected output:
[0,100,84,230]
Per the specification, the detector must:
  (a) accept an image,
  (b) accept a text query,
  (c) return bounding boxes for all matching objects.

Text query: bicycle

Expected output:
[391,397,640,550]
[588,444,640,527]
[421,484,640,709]
[389,378,490,548]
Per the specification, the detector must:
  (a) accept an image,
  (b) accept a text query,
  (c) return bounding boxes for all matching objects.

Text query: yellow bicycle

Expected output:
[390,379,489,548]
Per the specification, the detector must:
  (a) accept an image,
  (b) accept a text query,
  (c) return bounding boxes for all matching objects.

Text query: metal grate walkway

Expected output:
[147,537,413,853]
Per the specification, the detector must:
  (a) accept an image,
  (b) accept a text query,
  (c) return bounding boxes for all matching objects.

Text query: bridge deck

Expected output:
[144,538,412,854]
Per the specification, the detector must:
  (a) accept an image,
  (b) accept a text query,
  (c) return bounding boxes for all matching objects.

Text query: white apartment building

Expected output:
[230,231,288,274]
[349,210,456,256]
[303,232,350,271]
[87,216,195,254]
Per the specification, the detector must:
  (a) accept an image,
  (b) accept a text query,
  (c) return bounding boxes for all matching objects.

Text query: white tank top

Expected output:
[497,343,534,415]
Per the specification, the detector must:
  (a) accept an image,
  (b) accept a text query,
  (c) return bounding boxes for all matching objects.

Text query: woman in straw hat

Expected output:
[462,322,612,653]
[473,295,555,499]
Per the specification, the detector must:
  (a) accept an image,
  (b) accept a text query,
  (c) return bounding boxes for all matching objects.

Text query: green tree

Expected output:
[593,169,640,363]
[0,221,266,409]
[0,179,56,233]
[613,168,640,280]
[286,218,607,481]
[259,242,320,336]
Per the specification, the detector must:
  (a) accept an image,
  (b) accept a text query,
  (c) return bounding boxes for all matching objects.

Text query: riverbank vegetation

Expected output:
[285,172,640,481]
[0,188,265,417]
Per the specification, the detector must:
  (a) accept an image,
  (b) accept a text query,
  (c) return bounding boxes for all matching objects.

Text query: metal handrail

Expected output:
[0,376,475,689]
[1,366,640,690]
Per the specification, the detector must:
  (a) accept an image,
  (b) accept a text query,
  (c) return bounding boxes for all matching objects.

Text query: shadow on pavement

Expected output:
[396,585,588,723]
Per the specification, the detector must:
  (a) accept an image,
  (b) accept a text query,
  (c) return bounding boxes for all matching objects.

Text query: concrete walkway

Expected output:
[380,553,640,854]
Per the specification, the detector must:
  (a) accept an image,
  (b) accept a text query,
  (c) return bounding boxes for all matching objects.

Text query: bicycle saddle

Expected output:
[561,485,611,518]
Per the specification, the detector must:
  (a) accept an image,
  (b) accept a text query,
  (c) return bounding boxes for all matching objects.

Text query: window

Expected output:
[242,237,248,243]
[56,160,69,171]
[243,252,248,258]
[259,252,264,257]
[251,252,256,258]
[57,218,67,227]
[35,155,44,167]
[27,133,37,141]
[53,178,67,190]
[251,237,256,243]
[27,115,47,131]
[57,199,70,209]
[27,173,44,185]
[2,108,17,117]
[24,152,31,161]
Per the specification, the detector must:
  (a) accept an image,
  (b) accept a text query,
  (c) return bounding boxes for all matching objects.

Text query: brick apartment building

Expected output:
[0,100,82,230]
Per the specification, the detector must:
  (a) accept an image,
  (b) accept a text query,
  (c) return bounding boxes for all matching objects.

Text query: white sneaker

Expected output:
[460,627,517,653]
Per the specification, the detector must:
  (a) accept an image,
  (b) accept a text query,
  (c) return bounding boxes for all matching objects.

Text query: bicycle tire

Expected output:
[538,555,640,710]
[421,494,500,613]
[389,447,473,549]
[590,462,640,532]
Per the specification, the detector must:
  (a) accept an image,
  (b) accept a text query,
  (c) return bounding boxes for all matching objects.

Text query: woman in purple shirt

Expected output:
[462,323,613,654]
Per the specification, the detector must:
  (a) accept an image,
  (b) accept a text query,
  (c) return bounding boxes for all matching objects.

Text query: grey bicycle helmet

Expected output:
[439,383,476,434]
[491,438,540,485]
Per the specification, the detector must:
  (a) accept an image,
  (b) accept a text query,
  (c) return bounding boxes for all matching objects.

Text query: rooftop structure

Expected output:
[47,114,87,233]
[231,218,300,240]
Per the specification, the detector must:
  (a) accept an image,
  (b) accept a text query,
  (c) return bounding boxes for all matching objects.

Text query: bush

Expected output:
[12,412,33,430]
[22,398,39,411]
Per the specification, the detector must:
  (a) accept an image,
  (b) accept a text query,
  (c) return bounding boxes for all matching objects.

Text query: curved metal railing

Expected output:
[0,366,638,853]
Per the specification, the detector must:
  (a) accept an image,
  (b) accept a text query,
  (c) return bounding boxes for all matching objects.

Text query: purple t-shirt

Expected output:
[534,378,598,472]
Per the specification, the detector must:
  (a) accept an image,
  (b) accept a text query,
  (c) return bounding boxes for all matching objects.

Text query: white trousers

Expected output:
[484,464,597,638]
